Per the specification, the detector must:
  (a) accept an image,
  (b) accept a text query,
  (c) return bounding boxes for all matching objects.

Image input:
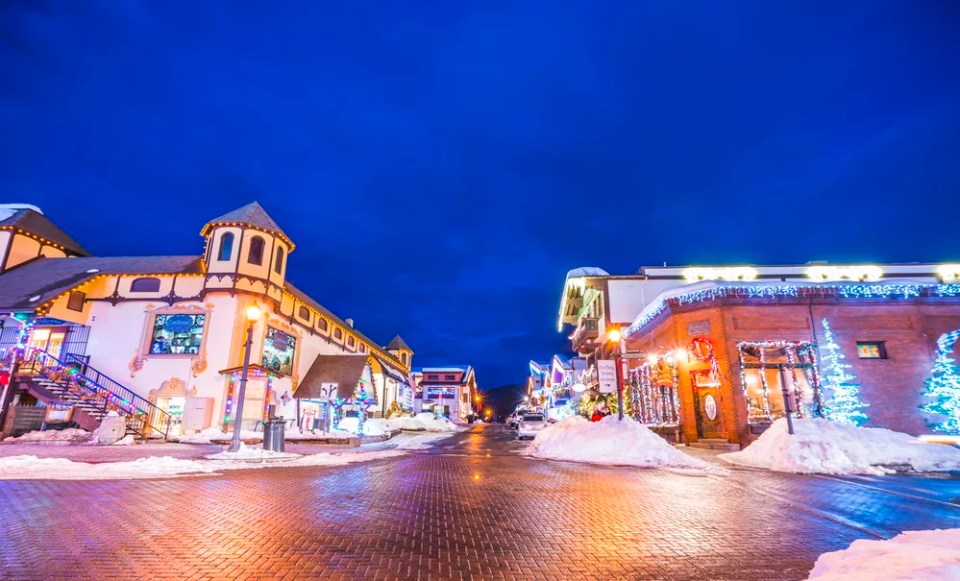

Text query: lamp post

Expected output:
[607,327,625,421]
[228,304,262,453]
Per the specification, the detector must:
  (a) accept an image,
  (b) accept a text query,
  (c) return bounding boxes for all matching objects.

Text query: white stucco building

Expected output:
[0,202,413,438]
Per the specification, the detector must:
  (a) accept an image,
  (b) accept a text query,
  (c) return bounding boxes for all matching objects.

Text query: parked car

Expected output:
[517,413,547,440]
[507,411,521,429]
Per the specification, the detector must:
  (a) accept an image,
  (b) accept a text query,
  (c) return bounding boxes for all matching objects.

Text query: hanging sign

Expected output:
[597,360,617,394]
[319,382,338,400]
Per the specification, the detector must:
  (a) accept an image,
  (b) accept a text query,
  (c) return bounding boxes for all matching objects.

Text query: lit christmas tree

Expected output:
[818,318,868,426]
[920,330,960,434]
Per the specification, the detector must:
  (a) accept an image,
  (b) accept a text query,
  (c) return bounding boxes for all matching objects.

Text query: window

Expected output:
[66,291,85,312]
[427,374,438,381]
[334,328,343,340]
[149,313,205,355]
[274,247,285,274]
[444,374,456,381]
[131,277,161,293]
[297,306,310,320]
[247,236,265,265]
[316,318,328,332]
[401,353,407,365]
[261,327,296,375]
[857,342,887,359]
[347,336,355,348]
[359,344,366,353]
[217,232,234,261]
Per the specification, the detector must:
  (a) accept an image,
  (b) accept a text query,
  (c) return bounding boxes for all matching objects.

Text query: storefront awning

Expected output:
[295,354,368,401]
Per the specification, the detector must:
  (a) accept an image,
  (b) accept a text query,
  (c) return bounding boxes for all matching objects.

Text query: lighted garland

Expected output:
[737,340,823,424]
[627,282,960,336]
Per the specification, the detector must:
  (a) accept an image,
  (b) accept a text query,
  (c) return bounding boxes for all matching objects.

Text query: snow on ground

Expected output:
[206,442,299,460]
[285,429,354,440]
[4,429,92,444]
[384,413,464,433]
[0,449,406,480]
[719,418,960,475]
[112,435,136,446]
[526,416,714,471]
[807,528,960,580]
[177,427,262,444]
[362,419,391,436]
[386,432,458,450]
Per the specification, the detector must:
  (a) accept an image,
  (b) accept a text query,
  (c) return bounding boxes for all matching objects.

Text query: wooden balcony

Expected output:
[570,317,600,352]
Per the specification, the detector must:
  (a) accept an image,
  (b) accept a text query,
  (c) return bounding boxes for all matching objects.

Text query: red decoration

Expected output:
[688,337,714,362]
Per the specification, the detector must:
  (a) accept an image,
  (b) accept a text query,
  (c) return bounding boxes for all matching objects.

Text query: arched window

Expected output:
[247,236,265,265]
[298,306,310,320]
[131,277,161,292]
[274,246,285,274]
[217,232,234,261]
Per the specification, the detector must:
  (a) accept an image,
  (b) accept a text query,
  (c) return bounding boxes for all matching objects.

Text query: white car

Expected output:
[517,413,547,440]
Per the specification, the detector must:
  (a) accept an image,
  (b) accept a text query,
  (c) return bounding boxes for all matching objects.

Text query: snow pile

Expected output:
[719,418,960,475]
[362,419,391,436]
[112,435,136,446]
[527,416,712,470]
[807,528,960,580]
[380,413,461,432]
[0,449,406,480]
[206,442,299,461]
[5,429,92,444]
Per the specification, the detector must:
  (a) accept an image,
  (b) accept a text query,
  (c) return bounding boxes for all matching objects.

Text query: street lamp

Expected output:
[228,304,262,452]
[606,327,625,421]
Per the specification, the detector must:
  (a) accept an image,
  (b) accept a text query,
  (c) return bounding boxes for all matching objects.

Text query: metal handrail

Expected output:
[22,350,172,440]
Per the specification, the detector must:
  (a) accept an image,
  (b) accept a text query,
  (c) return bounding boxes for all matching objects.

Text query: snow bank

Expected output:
[527,416,712,471]
[177,427,261,444]
[112,435,136,446]
[384,413,463,433]
[807,528,960,580]
[5,429,92,444]
[0,449,406,480]
[719,418,960,475]
[362,419,391,436]
[285,429,353,440]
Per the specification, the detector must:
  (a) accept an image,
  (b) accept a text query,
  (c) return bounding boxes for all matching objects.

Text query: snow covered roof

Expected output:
[0,255,202,310]
[624,278,960,337]
[565,266,609,279]
[0,206,89,256]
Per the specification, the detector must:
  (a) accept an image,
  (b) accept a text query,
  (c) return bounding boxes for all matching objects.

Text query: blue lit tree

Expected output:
[819,318,869,426]
[920,330,960,434]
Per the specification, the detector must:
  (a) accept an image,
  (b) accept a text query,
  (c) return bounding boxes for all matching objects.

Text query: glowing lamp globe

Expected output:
[606,328,622,343]
[572,383,587,393]
[245,305,262,322]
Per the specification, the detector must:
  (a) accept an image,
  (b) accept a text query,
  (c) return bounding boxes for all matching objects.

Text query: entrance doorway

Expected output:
[27,328,66,359]
[691,370,724,439]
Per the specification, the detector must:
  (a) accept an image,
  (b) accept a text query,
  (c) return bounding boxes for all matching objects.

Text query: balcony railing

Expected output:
[570,317,600,352]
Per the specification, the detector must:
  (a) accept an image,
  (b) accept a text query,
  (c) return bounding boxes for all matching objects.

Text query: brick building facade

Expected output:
[618,284,960,445]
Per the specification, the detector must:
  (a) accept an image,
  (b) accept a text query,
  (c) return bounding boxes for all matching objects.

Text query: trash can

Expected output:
[262,417,286,452]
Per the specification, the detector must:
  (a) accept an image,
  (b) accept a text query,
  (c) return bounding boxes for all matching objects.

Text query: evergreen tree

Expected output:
[819,318,869,426]
[920,330,960,434]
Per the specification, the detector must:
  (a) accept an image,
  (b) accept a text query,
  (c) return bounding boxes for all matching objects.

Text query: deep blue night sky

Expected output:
[2,1,959,386]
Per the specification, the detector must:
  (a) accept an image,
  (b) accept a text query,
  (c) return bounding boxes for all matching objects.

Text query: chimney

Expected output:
[345,318,354,328]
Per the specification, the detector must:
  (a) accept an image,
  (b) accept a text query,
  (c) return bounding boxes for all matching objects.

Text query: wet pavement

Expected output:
[1,424,958,580]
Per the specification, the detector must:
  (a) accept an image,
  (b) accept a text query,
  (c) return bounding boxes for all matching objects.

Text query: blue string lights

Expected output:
[920,329,960,434]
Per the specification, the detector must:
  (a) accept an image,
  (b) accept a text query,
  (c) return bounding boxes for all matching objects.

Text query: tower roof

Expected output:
[200,201,294,249]
[386,334,413,353]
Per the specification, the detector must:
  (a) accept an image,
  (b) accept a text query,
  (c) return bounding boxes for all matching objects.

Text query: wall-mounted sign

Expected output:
[44,403,75,423]
[163,314,195,333]
[597,360,617,394]
[686,320,711,337]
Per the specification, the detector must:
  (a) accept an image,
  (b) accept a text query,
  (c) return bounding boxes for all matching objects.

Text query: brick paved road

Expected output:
[1,424,958,581]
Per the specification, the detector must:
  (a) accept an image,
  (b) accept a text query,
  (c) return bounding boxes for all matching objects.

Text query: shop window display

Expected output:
[149,314,205,355]
[262,327,296,376]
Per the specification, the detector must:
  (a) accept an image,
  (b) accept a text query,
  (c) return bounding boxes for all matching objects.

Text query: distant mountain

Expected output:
[479,383,526,421]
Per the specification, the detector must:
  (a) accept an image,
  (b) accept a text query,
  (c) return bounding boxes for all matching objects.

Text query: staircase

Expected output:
[16,349,172,440]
